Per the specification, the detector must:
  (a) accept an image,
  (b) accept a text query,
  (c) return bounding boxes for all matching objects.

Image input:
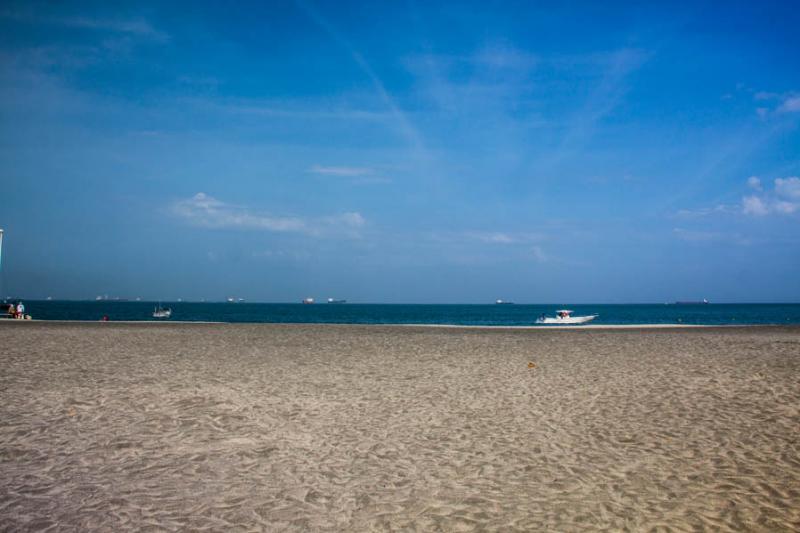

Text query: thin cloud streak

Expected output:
[310,165,373,177]
[674,204,737,218]
[293,0,426,154]
[673,228,751,246]
[546,48,649,168]
[191,98,392,122]
[171,193,366,237]
[309,165,392,184]
[429,230,546,246]
[1,9,169,42]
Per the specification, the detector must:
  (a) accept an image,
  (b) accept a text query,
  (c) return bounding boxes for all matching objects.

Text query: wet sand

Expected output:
[1,322,799,531]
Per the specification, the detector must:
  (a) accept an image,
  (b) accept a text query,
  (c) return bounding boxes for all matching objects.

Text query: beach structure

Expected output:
[0,228,4,305]
[0,229,31,319]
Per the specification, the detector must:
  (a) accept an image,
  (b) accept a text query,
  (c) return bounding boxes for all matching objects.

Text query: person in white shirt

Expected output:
[16,301,24,319]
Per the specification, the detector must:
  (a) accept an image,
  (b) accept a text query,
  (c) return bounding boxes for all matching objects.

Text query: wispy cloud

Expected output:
[404,229,556,267]
[470,232,516,244]
[56,16,168,41]
[543,48,649,169]
[404,44,539,113]
[747,176,762,190]
[309,165,373,177]
[1,10,169,42]
[674,204,737,218]
[750,90,800,117]
[775,177,800,199]
[677,177,800,218]
[531,246,549,263]
[172,193,306,232]
[753,91,777,101]
[673,228,750,246]
[742,177,800,216]
[0,10,169,77]
[308,164,392,184]
[293,0,425,154]
[434,231,545,245]
[193,98,391,122]
[171,193,366,237]
[251,249,312,261]
[778,96,800,113]
[742,195,769,216]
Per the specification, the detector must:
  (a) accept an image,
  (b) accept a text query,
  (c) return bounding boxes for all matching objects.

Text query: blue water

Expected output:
[9,301,800,326]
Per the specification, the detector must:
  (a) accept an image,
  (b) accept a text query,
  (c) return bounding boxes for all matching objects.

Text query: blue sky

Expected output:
[1,0,799,303]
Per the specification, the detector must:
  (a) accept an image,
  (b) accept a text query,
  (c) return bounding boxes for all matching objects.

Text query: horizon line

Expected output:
[7,299,800,306]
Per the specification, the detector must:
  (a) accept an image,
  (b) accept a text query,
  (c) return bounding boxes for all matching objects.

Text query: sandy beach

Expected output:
[1,322,799,531]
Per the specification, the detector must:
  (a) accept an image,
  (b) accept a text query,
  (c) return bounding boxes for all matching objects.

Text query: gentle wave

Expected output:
[12,301,800,326]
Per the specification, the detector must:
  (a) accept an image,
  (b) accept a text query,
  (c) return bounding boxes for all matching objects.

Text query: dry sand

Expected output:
[1,322,799,532]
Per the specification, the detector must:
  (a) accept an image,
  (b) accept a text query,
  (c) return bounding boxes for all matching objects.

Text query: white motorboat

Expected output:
[153,305,172,318]
[536,309,597,325]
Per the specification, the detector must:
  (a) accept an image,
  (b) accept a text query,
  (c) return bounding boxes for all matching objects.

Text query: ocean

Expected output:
[9,301,800,326]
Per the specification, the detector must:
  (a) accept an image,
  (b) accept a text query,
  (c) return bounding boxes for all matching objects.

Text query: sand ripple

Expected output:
[1,323,800,531]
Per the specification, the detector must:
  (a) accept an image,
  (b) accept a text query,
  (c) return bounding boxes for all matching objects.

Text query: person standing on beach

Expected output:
[16,301,24,319]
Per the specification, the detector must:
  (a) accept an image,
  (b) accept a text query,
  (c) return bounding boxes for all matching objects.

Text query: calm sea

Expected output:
[9,301,800,326]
